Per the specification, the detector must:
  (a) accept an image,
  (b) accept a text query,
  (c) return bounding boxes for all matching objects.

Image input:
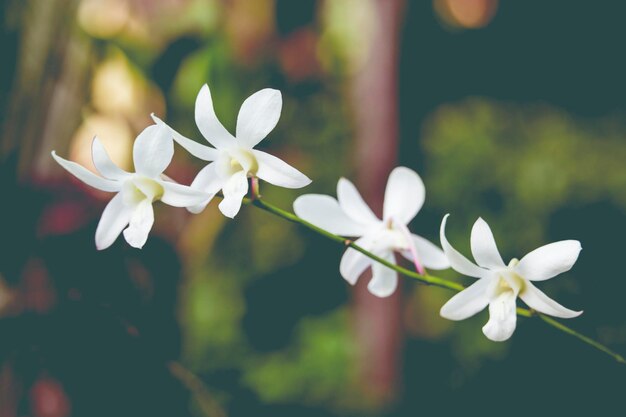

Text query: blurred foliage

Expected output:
[242,309,355,408]
[423,99,626,255]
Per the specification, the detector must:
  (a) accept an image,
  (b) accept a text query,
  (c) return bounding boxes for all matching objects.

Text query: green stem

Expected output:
[247,196,626,366]
[538,314,625,364]
[250,198,463,291]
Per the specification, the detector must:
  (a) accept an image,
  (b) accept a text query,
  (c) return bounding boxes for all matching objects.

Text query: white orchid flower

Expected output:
[439,214,583,342]
[152,84,311,218]
[293,167,450,297]
[51,124,210,250]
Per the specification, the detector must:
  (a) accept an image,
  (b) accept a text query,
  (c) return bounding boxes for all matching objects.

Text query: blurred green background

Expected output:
[1,1,625,416]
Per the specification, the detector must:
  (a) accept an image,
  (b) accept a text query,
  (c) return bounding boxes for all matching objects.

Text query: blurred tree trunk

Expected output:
[351,0,405,406]
[1,0,90,180]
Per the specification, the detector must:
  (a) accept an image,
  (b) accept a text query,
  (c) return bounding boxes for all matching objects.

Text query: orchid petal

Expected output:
[440,214,488,278]
[195,84,234,149]
[191,164,224,193]
[133,124,174,177]
[122,199,154,249]
[293,195,367,236]
[337,178,379,226]
[401,234,450,270]
[160,180,212,208]
[470,217,505,269]
[218,170,248,218]
[482,291,517,342]
[52,151,120,192]
[383,167,425,224]
[91,137,128,181]
[236,88,282,148]
[515,240,582,281]
[253,150,311,189]
[186,163,223,214]
[339,236,375,285]
[94,193,133,250]
[440,278,491,320]
[519,281,582,318]
[367,251,398,297]
[152,114,218,161]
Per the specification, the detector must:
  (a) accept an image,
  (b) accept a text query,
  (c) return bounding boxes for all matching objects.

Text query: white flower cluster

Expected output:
[53,85,311,249]
[53,84,582,342]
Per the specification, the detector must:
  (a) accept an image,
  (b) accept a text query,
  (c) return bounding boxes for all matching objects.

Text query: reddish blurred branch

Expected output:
[350,0,405,406]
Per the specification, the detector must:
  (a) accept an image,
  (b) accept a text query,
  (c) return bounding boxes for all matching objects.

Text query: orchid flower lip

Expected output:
[439,214,583,341]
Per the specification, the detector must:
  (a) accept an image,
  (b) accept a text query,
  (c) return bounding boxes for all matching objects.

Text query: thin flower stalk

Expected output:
[244,194,625,365]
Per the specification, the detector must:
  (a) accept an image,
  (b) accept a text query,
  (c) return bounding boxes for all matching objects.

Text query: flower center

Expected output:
[122,175,164,205]
[217,148,258,178]
[492,268,525,298]
[374,228,407,250]
[230,158,244,171]
[373,222,425,274]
